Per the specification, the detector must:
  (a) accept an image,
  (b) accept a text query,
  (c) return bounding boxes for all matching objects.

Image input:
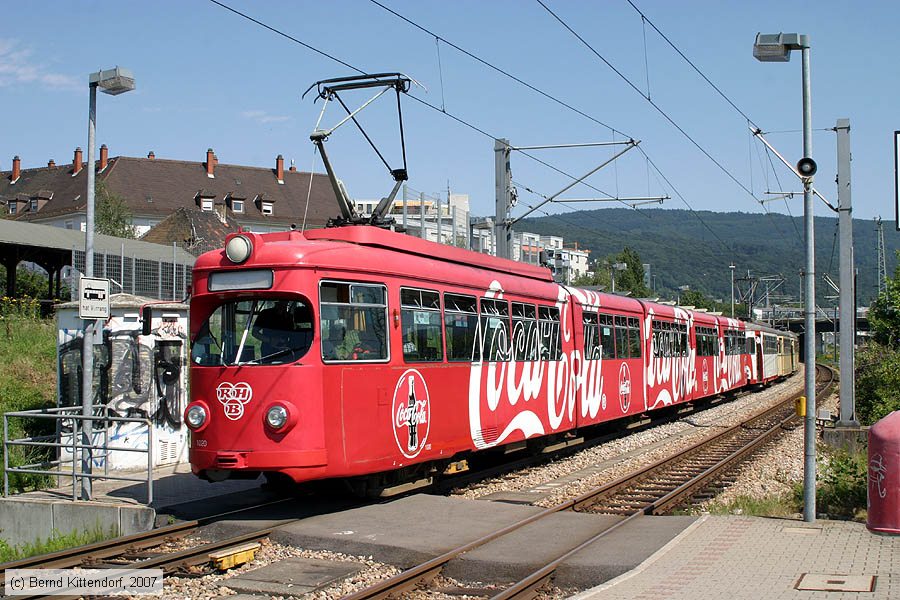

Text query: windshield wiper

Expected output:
[233,300,260,365]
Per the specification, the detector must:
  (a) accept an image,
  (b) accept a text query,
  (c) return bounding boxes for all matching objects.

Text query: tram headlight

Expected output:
[266,405,288,430]
[225,234,253,264]
[186,404,207,430]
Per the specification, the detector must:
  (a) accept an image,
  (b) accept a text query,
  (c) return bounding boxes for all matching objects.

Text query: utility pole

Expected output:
[875,217,887,294]
[835,119,858,426]
[494,139,512,259]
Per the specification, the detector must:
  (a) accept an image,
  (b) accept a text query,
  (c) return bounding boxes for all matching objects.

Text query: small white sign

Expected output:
[79,277,109,319]
[895,131,900,231]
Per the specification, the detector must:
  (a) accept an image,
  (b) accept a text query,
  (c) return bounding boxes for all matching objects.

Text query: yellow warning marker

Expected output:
[209,542,261,570]
[795,396,806,417]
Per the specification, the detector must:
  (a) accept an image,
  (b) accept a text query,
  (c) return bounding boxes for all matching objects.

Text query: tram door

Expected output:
[756,336,764,381]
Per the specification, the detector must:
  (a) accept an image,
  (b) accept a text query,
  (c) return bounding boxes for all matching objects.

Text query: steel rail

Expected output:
[494,365,835,600]
[344,367,829,600]
[0,520,198,584]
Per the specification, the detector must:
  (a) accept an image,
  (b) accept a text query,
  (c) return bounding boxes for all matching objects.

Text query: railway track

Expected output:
[1,370,822,599]
[344,365,833,600]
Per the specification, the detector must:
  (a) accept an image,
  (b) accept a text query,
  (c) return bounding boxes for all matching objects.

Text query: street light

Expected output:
[81,66,135,500]
[729,263,736,318]
[610,261,627,293]
[753,32,816,523]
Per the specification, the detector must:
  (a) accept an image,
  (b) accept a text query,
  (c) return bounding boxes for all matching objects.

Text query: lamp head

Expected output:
[89,67,136,95]
[753,33,809,63]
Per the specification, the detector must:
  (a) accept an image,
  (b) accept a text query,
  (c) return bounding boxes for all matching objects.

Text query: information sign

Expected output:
[79,277,110,319]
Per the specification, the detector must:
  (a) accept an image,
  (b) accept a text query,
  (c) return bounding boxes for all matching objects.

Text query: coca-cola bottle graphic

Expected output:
[406,375,418,451]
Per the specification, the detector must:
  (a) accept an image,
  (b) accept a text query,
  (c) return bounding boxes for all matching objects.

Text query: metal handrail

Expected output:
[3,406,153,503]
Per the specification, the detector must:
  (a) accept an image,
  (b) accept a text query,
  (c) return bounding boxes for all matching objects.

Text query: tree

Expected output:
[614,247,650,297]
[868,252,900,348]
[95,180,137,239]
[855,251,900,424]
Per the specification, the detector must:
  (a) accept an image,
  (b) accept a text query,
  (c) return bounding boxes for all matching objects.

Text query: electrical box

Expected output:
[56,293,189,470]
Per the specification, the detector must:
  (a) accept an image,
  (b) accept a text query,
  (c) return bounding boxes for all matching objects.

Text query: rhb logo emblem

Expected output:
[217,382,253,420]
[391,369,431,459]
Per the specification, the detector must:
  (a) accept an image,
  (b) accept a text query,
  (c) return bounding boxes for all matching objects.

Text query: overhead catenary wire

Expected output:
[623,0,814,247]
[368,0,632,139]
[208,0,641,212]
[535,0,761,207]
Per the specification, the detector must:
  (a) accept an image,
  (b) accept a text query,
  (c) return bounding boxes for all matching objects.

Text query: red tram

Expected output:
[182,225,798,490]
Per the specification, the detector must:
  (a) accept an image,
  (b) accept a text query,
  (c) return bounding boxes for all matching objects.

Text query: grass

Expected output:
[701,494,799,518]
[0,523,118,562]
[695,449,869,521]
[0,313,58,493]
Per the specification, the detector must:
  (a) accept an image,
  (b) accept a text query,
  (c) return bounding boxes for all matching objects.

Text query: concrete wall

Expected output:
[0,498,155,547]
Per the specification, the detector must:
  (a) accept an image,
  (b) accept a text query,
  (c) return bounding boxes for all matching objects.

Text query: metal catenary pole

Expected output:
[494,138,511,259]
[800,44,817,523]
[835,118,858,426]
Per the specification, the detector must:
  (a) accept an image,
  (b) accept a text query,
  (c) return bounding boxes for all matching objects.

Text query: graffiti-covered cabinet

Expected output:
[57,294,189,469]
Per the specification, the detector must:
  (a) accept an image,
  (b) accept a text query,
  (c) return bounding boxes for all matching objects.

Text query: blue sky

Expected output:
[3,0,899,227]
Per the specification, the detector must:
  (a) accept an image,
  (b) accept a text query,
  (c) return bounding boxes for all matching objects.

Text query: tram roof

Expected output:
[304,226,554,283]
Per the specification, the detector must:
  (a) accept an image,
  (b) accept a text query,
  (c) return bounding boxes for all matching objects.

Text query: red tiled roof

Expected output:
[0,153,340,229]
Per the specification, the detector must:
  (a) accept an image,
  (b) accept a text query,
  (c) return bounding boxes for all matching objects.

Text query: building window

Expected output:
[232,200,243,213]
[30,199,38,212]
[8,202,17,215]
[65,219,73,230]
[261,202,273,216]
[201,199,213,212]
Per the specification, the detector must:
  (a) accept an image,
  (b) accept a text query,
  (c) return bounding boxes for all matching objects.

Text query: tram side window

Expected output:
[513,302,539,361]
[400,287,443,362]
[598,314,615,358]
[628,317,642,358]
[480,298,510,361]
[583,311,600,360]
[747,337,756,355]
[615,316,629,358]
[695,326,717,357]
[320,281,388,361]
[444,293,478,362]
[538,306,561,360]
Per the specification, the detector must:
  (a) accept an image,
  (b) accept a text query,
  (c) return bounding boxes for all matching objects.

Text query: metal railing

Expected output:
[3,406,153,503]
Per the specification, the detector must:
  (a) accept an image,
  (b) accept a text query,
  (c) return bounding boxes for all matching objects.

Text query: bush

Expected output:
[855,343,900,425]
[793,449,868,520]
[0,317,57,493]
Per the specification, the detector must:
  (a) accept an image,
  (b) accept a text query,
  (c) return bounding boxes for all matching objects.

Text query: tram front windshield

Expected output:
[191,298,314,366]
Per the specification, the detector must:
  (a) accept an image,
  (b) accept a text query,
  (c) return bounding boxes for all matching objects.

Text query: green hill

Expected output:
[520,208,900,306]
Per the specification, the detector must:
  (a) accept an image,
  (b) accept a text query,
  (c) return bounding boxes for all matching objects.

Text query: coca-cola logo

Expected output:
[618,362,631,413]
[391,369,430,459]
[217,381,253,420]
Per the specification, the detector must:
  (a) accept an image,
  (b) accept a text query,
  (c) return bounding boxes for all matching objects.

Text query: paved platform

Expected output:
[575,516,899,600]
[265,494,696,589]
[1,463,265,546]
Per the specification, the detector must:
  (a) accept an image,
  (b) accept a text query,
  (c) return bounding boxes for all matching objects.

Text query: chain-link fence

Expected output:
[71,246,192,302]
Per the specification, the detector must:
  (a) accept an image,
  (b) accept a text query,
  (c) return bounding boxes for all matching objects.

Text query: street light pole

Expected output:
[754,33,817,522]
[80,80,98,500]
[81,67,135,500]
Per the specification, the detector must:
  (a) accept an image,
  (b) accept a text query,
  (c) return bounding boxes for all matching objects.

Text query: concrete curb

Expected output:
[0,497,155,546]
